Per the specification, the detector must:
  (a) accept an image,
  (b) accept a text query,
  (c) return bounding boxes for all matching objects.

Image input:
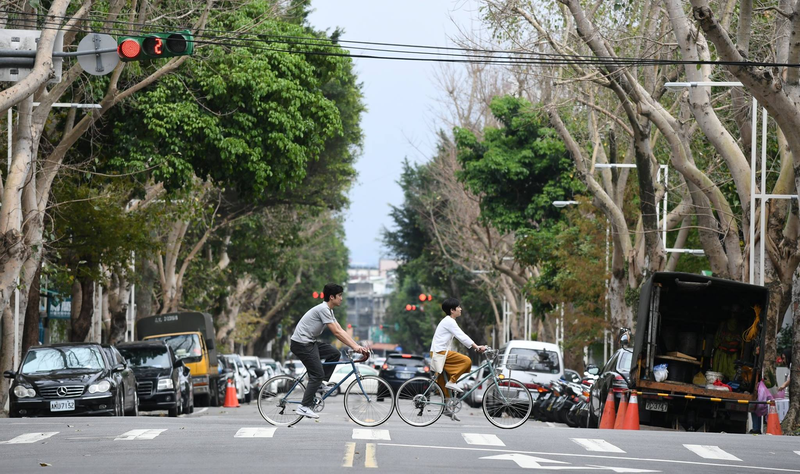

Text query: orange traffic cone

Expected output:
[599,390,616,429]
[614,392,628,430]
[766,401,783,435]
[622,391,640,430]
[223,378,240,408]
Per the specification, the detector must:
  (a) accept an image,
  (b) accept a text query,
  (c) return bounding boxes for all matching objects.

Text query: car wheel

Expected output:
[116,392,125,417]
[126,391,139,416]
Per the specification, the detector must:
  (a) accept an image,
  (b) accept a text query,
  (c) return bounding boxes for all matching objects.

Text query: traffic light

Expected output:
[312,291,319,299]
[405,304,412,311]
[117,30,194,62]
[419,293,432,301]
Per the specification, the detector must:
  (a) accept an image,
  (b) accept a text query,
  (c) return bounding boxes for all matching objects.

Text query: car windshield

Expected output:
[21,347,105,373]
[261,360,276,370]
[151,334,202,360]
[617,350,632,374]
[242,359,259,369]
[118,347,171,368]
[506,348,561,374]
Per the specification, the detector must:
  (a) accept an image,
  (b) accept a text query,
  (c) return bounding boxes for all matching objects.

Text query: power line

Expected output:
[6,10,800,69]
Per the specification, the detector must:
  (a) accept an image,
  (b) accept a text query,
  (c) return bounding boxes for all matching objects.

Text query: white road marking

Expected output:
[352,429,390,441]
[114,429,167,441]
[381,443,800,472]
[365,443,378,468]
[234,427,276,438]
[683,445,741,461]
[795,451,800,456]
[343,442,356,467]
[463,433,505,446]
[572,438,626,453]
[0,432,58,444]
[481,454,659,471]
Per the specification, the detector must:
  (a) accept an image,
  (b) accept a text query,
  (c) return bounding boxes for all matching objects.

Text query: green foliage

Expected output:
[454,96,581,233]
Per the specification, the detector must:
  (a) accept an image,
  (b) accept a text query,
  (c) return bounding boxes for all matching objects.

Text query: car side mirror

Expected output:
[3,370,16,379]
[112,364,125,373]
[254,368,265,377]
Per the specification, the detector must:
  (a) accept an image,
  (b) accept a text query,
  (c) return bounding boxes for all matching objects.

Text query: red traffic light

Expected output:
[405,304,412,311]
[312,291,319,299]
[118,39,141,60]
[319,292,325,299]
[419,293,426,302]
[412,305,417,311]
[427,294,432,301]
[347,324,352,329]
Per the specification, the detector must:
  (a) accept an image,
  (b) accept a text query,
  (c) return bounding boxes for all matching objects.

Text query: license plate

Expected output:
[645,400,668,412]
[397,372,413,379]
[50,400,75,412]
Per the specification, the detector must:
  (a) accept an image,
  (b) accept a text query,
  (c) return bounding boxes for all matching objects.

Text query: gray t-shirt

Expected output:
[291,302,337,344]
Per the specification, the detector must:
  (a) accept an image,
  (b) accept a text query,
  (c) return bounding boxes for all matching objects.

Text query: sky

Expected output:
[308,1,481,267]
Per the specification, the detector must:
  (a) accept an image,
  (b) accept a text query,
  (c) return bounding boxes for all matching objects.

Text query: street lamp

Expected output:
[552,200,579,208]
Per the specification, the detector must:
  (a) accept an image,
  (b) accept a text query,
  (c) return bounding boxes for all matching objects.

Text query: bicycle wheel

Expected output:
[343,375,395,427]
[257,375,305,426]
[395,377,445,427]
[482,378,533,429]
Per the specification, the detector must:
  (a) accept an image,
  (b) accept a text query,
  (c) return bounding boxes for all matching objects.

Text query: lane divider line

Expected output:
[234,427,276,438]
[683,444,741,461]
[462,433,505,446]
[365,443,378,468]
[352,428,390,440]
[0,432,59,444]
[342,442,356,467]
[114,429,167,441]
[571,438,626,453]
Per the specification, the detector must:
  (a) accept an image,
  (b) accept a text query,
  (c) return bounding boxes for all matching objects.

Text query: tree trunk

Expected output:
[70,276,94,342]
[106,272,131,345]
[0,307,14,410]
[21,265,41,352]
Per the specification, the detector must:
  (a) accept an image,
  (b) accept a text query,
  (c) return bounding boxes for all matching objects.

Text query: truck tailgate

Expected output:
[637,379,753,401]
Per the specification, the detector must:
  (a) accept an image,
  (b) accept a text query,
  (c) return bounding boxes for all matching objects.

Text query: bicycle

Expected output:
[394,348,533,429]
[257,351,395,427]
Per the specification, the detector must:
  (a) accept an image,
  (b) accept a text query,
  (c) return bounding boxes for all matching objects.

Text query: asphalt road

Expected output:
[1,399,798,473]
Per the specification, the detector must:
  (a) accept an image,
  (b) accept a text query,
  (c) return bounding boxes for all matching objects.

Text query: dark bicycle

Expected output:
[257,351,394,427]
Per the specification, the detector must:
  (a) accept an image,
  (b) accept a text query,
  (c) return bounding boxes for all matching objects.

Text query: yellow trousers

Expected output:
[432,350,472,397]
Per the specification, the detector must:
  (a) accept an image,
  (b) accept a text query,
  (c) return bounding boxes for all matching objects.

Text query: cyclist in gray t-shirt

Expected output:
[289,283,368,418]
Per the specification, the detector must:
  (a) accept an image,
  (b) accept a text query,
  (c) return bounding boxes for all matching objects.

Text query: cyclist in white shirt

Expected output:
[431,298,488,404]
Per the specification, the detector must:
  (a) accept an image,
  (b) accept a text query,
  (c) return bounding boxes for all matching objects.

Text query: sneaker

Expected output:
[296,405,319,419]
[445,381,464,394]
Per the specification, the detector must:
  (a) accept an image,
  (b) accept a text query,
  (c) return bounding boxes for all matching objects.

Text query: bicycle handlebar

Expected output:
[346,348,371,364]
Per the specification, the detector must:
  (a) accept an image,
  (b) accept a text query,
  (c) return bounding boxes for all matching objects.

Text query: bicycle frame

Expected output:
[280,356,373,406]
[417,351,513,407]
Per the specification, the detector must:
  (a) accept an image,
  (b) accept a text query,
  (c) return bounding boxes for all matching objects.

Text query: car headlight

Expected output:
[157,378,174,391]
[14,385,36,398]
[88,380,111,394]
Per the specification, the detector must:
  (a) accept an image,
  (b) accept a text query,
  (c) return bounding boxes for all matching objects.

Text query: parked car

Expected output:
[283,359,305,377]
[326,364,379,396]
[117,341,193,417]
[259,357,283,378]
[378,354,430,391]
[496,340,564,392]
[100,344,139,416]
[240,356,268,395]
[219,354,250,403]
[4,343,135,417]
[588,347,633,427]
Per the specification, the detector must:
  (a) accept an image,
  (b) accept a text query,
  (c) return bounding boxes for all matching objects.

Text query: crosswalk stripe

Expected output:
[462,433,505,446]
[352,429,390,441]
[683,444,741,461]
[115,429,167,441]
[0,432,59,444]
[365,443,378,468]
[795,451,800,456]
[571,438,625,453]
[234,427,276,438]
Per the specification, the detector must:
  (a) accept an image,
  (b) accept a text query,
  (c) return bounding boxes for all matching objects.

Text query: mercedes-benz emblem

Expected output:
[56,386,69,397]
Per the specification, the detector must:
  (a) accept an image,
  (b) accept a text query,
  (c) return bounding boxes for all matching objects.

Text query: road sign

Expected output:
[0,29,63,83]
[77,33,118,76]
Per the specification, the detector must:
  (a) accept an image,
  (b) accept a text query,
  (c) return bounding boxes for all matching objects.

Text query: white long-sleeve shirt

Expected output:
[430,316,475,353]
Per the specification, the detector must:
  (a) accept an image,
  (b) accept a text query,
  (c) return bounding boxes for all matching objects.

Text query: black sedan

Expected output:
[117,341,193,417]
[4,343,135,417]
[378,354,431,391]
[588,347,633,426]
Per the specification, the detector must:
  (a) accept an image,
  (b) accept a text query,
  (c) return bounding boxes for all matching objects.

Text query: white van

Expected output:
[496,340,564,393]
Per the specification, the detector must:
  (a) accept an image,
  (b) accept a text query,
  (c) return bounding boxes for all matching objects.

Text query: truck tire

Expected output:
[210,378,220,407]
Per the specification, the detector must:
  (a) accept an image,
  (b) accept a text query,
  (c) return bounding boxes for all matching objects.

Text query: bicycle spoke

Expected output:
[343,376,395,427]
[257,375,305,426]
[482,378,533,429]
[395,377,444,427]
